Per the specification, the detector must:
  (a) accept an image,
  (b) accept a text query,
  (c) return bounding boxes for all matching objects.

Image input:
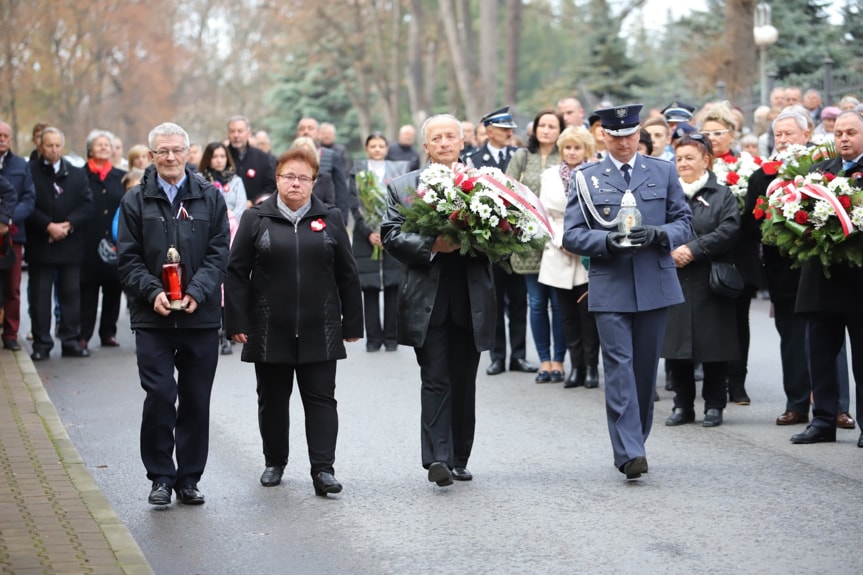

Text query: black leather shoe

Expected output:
[260,465,285,486]
[366,341,382,352]
[621,456,648,479]
[703,408,723,427]
[858,432,863,448]
[30,350,49,361]
[790,425,836,444]
[563,368,583,388]
[313,472,343,496]
[427,461,453,486]
[452,467,473,481]
[175,484,205,505]
[665,408,695,426]
[486,359,505,376]
[510,358,539,373]
[584,366,599,389]
[384,342,398,351]
[3,339,21,351]
[101,336,120,347]
[61,345,90,358]
[148,482,172,505]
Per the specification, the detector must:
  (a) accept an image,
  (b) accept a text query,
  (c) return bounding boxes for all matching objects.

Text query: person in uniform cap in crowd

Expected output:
[467,107,537,376]
[588,113,606,160]
[563,104,692,479]
[662,101,696,133]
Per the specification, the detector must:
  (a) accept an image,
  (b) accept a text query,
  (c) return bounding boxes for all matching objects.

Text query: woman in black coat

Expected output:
[80,130,126,348]
[662,134,740,428]
[224,147,363,496]
[349,133,408,351]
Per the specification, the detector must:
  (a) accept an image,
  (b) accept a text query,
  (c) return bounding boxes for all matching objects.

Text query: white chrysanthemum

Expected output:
[826,177,852,196]
[487,215,499,227]
[811,200,833,228]
[851,206,863,230]
[518,216,542,241]
[470,197,494,220]
[472,190,507,215]
[781,200,801,220]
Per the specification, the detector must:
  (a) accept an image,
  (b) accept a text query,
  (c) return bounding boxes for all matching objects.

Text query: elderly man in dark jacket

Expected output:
[382,114,496,487]
[117,122,229,506]
[26,127,94,361]
[0,120,36,351]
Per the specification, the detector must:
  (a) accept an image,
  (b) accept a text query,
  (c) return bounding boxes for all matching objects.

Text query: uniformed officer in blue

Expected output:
[464,107,520,171]
[562,104,692,480]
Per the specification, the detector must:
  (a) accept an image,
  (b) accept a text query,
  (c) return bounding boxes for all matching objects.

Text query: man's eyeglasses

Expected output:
[700,129,730,138]
[278,174,315,185]
[151,148,188,158]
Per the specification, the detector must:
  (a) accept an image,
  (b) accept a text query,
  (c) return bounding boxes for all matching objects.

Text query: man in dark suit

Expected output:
[381,114,496,487]
[791,110,863,448]
[118,122,230,506]
[563,105,692,479]
[26,127,94,361]
[297,117,351,223]
[0,120,36,351]
[227,115,276,206]
[466,107,537,376]
[745,110,813,427]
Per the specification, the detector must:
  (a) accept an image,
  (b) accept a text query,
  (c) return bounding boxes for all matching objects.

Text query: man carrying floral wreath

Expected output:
[381,114,496,487]
[791,110,863,449]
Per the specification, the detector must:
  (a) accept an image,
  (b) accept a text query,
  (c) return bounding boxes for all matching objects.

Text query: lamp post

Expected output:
[754,3,779,106]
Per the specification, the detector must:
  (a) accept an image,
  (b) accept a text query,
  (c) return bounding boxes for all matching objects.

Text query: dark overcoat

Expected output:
[82,165,126,280]
[349,160,407,290]
[662,172,741,362]
[381,170,496,351]
[224,194,363,364]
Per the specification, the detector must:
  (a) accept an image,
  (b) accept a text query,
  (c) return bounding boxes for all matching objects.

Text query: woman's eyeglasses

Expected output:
[700,129,730,138]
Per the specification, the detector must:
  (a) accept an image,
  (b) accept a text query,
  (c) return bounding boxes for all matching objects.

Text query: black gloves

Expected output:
[606,232,629,254]
[627,225,669,248]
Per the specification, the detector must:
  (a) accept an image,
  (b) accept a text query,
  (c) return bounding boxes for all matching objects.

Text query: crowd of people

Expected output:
[1,82,861,504]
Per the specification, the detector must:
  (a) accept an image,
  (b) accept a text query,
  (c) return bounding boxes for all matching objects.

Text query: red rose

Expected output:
[766,211,773,220]
[762,161,782,175]
[726,171,740,185]
[755,196,766,207]
[499,219,512,233]
[754,156,763,165]
[724,157,737,165]
[839,195,852,210]
[824,172,837,182]
[794,210,809,224]
[753,207,765,220]
[310,218,326,232]
[460,179,476,192]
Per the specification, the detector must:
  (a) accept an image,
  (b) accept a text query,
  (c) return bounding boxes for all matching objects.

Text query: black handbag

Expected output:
[708,261,744,298]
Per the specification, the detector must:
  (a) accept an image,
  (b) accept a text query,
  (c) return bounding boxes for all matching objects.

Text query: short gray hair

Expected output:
[41,126,65,146]
[147,122,190,150]
[85,129,115,157]
[773,110,810,133]
[420,114,463,143]
[227,115,251,130]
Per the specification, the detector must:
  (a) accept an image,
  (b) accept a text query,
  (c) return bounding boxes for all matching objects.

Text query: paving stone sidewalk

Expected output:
[0,349,152,575]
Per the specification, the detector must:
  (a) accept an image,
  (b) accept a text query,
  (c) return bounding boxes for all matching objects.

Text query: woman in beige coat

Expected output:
[538,126,600,389]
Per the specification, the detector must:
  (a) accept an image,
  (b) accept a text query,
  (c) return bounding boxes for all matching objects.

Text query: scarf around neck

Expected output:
[87,158,112,181]
[679,171,710,199]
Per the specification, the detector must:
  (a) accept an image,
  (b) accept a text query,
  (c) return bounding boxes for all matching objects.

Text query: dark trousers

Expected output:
[2,243,23,341]
[727,288,755,385]
[80,277,123,343]
[490,263,528,362]
[29,263,81,351]
[805,313,863,431]
[136,328,218,487]
[414,321,480,469]
[363,286,398,346]
[555,284,599,369]
[254,360,338,477]
[668,360,728,412]
[773,299,811,413]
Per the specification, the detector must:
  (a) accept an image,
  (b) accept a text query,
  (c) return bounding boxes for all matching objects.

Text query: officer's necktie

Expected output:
[498,150,506,166]
[843,160,856,173]
[621,163,631,185]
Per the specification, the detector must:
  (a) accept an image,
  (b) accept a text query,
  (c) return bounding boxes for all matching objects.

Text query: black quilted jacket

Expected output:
[224,194,363,364]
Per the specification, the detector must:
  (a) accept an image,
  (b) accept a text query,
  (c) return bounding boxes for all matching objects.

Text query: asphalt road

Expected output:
[27,288,863,575]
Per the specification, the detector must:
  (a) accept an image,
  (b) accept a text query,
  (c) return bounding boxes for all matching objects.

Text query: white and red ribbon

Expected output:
[771,177,853,236]
[452,163,554,239]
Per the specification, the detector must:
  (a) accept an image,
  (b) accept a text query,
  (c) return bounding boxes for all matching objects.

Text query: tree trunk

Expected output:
[478,0,498,113]
[719,0,757,106]
[503,0,521,109]
[439,0,480,120]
